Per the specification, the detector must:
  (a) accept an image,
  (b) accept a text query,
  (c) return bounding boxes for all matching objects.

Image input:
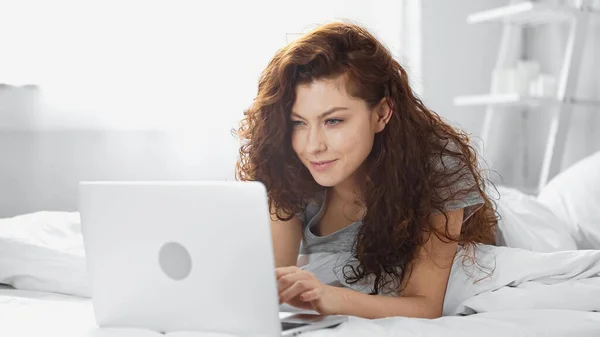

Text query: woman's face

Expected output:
[290,75,389,188]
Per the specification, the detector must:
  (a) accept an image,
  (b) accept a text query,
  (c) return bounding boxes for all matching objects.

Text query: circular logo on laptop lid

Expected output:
[159,242,192,280]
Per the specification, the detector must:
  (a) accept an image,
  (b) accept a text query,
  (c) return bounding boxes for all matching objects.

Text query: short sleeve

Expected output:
[432,141,485,222]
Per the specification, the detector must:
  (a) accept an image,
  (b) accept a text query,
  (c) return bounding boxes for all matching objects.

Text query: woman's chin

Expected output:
[316,181,336,188]
[311,174,342,188]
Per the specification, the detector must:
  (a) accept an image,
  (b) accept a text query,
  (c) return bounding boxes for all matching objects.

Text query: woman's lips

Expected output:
[310,159,338,172]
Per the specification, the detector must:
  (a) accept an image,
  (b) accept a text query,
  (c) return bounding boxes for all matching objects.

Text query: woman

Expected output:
[235,21,497,319]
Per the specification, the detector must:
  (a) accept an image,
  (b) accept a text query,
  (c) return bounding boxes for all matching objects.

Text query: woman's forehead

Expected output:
[292,78,363,115]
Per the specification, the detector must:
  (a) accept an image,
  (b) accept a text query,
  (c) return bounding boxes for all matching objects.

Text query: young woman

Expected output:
[235,21,497,319]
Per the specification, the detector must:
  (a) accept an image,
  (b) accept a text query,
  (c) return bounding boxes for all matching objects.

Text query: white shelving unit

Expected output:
[454,93,559,107]
[467,1,579,25]
[454,93,600,107]
[455,0,600,194]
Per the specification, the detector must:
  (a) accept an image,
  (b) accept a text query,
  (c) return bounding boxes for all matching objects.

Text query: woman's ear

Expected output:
[374,98,392,133]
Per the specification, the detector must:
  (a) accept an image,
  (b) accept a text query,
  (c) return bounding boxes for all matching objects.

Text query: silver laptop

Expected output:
[79,181,347,336]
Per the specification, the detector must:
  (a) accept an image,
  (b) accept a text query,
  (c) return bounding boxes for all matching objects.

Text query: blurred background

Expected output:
[1,0,599,217]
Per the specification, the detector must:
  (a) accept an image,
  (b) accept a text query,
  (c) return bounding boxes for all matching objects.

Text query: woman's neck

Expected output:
[331,171,366,207]
[329,180,366,222]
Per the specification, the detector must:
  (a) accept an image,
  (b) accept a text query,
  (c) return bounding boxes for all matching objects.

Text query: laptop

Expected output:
[79,181,347,336]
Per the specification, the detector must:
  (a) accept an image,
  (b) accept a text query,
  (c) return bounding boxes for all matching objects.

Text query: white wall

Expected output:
[0,1,405,217]
[420,0,506,135]
[0,1,404,130]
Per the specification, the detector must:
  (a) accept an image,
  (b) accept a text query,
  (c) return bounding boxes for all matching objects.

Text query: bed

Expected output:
[1,287,599,337]
[1,151,600,336]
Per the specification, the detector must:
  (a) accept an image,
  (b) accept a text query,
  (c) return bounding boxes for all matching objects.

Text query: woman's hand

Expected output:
[276,266,341,315]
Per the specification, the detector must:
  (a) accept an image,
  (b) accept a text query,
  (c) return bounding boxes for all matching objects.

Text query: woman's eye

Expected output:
[325,119,342,126]
[291,121,304,127]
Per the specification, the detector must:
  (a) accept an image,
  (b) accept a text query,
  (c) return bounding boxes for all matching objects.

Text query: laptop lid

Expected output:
[79,181,282,335]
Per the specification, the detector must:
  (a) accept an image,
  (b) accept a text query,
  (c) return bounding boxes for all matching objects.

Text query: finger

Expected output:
[300,289,321,302]
[277,271,310,292]
[280,281,307,304]
[279,280,314,304]
[275,266,300,279]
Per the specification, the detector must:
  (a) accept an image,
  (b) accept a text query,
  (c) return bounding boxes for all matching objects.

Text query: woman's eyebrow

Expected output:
[291,107,349,120]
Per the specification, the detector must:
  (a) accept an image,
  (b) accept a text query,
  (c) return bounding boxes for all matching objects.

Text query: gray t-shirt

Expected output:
[298,191,359,255]
[298,151,485,255]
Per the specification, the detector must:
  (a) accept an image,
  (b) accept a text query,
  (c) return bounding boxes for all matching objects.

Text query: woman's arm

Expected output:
[270,205,303,268]
[329,208,464,318]
[277,208,464,318]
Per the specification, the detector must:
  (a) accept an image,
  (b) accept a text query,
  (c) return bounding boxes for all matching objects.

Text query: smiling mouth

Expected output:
[311,160,337,165]
[309,159,338,171]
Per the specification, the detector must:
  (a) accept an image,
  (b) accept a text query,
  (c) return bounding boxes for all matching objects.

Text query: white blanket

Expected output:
[296,244,600,315]
[0,211,90,297]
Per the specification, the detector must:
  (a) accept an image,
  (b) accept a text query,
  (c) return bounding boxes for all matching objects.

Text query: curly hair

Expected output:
[234,21,498,295]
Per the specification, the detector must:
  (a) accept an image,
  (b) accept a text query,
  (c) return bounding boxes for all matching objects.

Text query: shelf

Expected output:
[467,1,577,25]
[454,93,600,108]
[453,93,558,107]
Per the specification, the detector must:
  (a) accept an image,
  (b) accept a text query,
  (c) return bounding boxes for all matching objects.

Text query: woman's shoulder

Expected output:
[431,137,485,214]
[296,190,327,225]
[431,137,473,166]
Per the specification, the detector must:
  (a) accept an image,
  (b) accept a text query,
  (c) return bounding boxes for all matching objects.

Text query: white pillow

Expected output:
[0,211,90,297]
[495,186,577,252]
[538,151,600,250]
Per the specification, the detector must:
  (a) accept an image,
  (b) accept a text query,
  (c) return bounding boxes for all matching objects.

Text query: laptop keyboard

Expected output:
[281,322,309,331]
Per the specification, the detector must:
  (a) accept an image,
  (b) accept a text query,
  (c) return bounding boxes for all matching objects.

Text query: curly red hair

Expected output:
[234,21,497,294]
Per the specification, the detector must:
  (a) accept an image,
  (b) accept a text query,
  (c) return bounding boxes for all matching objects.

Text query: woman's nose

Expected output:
[306,127,327,154]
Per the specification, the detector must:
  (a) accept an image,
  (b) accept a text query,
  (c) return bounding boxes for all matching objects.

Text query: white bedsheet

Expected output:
[1,288,599,337]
